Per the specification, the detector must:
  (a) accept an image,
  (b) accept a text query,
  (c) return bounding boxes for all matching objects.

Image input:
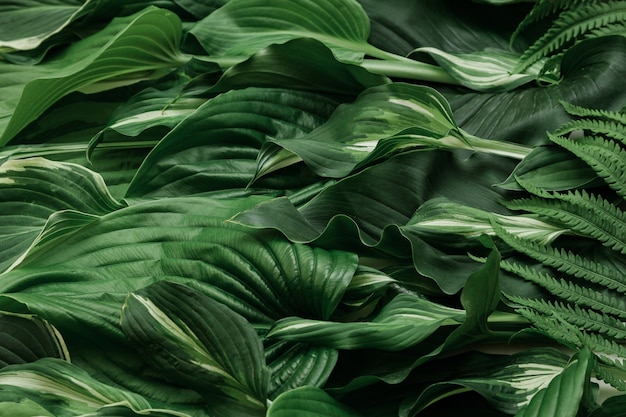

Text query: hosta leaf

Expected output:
[400,348,571,416]
[267,293,465,351]
[499,145,601,191]
[0,195,357,335]
[0,311,69,368]
[444,36,626,145]
[264,340,338,399]
[0,157,124,274]
[413,47,545,92]
[0,0,94,51]
[514,348,594,417]
[126,87,339,198]
[122,281,269,412]
[210,38,388,96]
[268,386,363,417]
[188,0,371,63]
[0,358,163,416]
[254,83,462,179]
[89,58,221,149]
[0,6,186,145]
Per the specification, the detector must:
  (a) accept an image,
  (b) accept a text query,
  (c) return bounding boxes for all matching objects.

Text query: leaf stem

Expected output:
[361,58,459,85]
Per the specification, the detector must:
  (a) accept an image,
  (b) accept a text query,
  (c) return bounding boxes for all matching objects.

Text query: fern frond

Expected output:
[495,224,626,293]
[504,192,626,254]
[549,133,626,199]
[513,306,583,348]
[584,21,626,39]
[595,362,626,391]
[580,332,626,369]
[506,295,626,340]
[553,119,626,145]
[510,0,597,46]
[516,1,626,72]
[560,101,626,124]
[501,260,626,319]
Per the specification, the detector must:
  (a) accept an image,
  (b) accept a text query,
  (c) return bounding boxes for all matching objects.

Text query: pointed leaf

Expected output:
[0,0,94,51]
[0,7,185,145]
[0,196,357,338]
[255,83,462,179]
[0,312,69,368]
[0,157,123,274]
[268,386,363,417]
[126,87,338,198]
[267,293,465,351]
[514,348,594,417]
[188,0,371,63]
[122,281,269,411]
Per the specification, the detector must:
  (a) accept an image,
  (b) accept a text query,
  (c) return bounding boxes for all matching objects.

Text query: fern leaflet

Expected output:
[549,133,626,199]
[506,295,626,341]
[500,260,626,319]
[553,119,626,145]
[515,1,626,72]
[495,223,626,293]
[560,101,626,124]
[504,194,626,254]
[510,0,598,47]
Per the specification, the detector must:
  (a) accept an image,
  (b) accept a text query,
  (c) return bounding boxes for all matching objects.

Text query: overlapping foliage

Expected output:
[0,0,625,416]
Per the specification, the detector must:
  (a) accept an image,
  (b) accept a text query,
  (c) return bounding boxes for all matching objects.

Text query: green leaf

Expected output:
[0,195,357,337]
[210,38,388,96]
[267,293,465,351]
[0,157,124,274]
[0,311,69,368]
[122,281,269,412]
[268,386,363,417]
[444,36,626,145]
[498,145,601,191]
[188,0,372,63]
[264,340,338,399]
[413,47,546,92]
[0,0,94,51]
[514,348,594,417]
[0,6,186,145]
[0,358,167,416]
[126,86,338,198]
[401,348,571,416]
[254,82,462,179]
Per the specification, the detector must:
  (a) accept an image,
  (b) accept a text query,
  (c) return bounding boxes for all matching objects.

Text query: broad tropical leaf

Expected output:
[0,311,69,368]
[268,386,363,417]
[514,348,594,417]
[0,7,186,145]
[0,157,124,274]
[122,281,269,413]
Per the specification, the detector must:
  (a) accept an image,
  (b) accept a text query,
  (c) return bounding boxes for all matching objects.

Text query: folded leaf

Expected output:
[0,157,124,274]
[122,281,269,412]
[0,312,69,368]
[0,6,186,145]
[268,386,363,417]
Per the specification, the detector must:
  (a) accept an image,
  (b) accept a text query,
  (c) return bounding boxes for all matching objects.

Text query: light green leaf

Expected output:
[0,358,167,416]
[267,293,465,351]
[0,0,94,51]
[0,6,186,145]
[188,0,372,63]
[0,157,124,274]
[401,348,571,416]
[254,83,463,179]
[514,348,594,417]
[0,195,357,336]
[0,311,69,368]
[414,47,548,92]
[268,386,363,417]
[122,281,269,412]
